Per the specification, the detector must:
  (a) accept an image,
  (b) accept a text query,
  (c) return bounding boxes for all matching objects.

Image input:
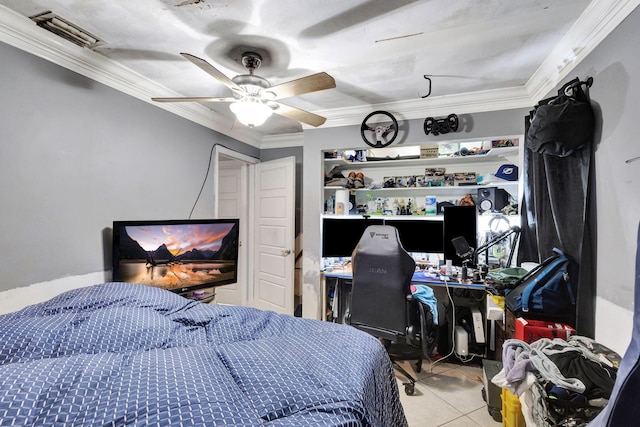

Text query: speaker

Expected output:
[477,187,509,213]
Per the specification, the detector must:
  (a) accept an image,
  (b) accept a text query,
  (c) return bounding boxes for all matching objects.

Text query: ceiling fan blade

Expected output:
[151,96,237,103]
[269,72,336,99]
[273,102,327,127]
[180,52,241,92]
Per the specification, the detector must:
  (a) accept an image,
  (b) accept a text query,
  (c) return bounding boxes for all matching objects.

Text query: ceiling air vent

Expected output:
[30,11,102,49]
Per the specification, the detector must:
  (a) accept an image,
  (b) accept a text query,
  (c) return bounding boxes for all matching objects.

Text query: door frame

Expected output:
[213,145,259,306]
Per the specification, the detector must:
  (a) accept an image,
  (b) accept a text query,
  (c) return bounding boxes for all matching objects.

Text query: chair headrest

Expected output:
[353,225,406,258]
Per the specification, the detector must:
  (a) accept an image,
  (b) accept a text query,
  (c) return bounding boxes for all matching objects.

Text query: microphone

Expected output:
[451,236,474,261]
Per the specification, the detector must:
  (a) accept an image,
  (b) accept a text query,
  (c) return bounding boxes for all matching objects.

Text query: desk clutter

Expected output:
[324,264,493,363]
[324,264,619,424]
[324,259,616,423]
[322,219,613,422]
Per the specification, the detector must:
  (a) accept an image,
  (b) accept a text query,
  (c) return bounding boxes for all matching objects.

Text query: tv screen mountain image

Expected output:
[112,219,239,292]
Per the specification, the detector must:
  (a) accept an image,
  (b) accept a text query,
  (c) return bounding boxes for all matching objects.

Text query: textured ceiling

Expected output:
[0,0,628,144]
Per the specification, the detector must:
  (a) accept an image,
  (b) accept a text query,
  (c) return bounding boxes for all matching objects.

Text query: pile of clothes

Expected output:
[492,336,620,426]
[485,267,529,295]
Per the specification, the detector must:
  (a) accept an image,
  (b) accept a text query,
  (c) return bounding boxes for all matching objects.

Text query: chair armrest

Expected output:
[405,294,417,344]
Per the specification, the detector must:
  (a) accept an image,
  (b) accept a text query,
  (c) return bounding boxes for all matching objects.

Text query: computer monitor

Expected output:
[322,217,383,257]
[388,219,444,254]
[322,217,444,257]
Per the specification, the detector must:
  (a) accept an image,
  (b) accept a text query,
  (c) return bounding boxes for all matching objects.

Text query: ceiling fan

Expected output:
[152,52,336,128]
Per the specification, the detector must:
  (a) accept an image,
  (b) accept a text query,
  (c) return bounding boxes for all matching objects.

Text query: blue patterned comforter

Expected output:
[0,283,407,426]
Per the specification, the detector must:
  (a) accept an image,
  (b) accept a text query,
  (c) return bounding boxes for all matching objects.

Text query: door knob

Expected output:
[281,249,292,256]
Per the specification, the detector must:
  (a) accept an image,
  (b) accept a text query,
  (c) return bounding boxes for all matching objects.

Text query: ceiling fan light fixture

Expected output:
[151,52,333,128]
[230,98,273,128]
[232,74,270,95]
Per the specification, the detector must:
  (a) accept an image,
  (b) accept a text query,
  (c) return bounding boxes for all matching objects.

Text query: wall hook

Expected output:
[625,156,640,164]
[420,75,432,98]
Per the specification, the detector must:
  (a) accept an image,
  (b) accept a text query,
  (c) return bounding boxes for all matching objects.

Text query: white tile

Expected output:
[395,358,460,381]
[397,378,466,427]
[423,360,461,376]
[456,363,485,382]
[466,406,502,426]
[438,415,484,426]
[396,362,493,426]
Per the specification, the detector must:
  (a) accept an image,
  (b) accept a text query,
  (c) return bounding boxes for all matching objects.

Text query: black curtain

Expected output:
[517,78,596,337]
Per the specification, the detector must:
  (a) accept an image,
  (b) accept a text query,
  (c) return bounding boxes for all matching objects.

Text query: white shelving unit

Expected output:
[324,146,518,171]
[323,145,521,216]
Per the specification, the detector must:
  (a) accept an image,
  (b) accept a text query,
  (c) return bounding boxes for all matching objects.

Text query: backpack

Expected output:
[505,248,575,315]
[526,77,594,157]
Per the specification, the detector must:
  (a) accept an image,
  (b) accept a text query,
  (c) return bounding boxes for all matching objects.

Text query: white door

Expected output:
[211,145,258,307]
[253,156,296,315]
[215,162,246,306]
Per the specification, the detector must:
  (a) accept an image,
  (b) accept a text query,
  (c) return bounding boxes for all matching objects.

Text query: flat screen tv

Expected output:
[112,219,239,293]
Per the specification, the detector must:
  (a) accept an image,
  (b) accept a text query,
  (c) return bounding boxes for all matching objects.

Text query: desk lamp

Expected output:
[452,226,521,277]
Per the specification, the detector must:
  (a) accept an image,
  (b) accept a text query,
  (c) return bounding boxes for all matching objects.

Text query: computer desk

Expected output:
[323,268,487,322]
[322,268,494,358]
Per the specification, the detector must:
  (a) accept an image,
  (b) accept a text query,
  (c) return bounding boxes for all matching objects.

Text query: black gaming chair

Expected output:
[345,224,437,395]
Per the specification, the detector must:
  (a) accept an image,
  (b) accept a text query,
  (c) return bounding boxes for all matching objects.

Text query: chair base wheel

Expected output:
[404,383,415,395]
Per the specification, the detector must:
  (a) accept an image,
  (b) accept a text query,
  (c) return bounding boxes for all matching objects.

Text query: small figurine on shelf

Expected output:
[398,198,406,215]
[325,198,334,214]
[381,198,393,215]
[459,194,475,206]
[372,197,386,214]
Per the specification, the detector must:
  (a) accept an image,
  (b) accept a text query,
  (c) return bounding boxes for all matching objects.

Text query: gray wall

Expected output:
[0,41,258,292]
[563,6,640,312]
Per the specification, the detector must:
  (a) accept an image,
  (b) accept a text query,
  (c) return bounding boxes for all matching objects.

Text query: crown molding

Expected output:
[316,85,533,129]
[526,0,640,101]
[2,2,636,148]
[322,0,640,128]
[261,132,305,149]
[0,5,262,148]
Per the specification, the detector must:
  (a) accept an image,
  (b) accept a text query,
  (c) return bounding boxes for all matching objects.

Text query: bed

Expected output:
[0,282,407,426]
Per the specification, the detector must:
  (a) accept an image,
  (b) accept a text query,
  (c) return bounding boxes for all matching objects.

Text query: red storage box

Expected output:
[515,318,575,343]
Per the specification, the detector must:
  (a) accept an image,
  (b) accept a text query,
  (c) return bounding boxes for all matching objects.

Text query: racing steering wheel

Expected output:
[360,110,398,148]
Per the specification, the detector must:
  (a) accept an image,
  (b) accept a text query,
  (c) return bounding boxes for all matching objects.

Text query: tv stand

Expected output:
[181,287,216,303]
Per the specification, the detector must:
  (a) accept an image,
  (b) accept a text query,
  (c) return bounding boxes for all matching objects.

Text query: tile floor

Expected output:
[395,358,502,427]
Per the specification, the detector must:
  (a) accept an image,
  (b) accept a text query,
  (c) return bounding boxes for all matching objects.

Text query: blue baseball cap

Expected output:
[495,164,518,181]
